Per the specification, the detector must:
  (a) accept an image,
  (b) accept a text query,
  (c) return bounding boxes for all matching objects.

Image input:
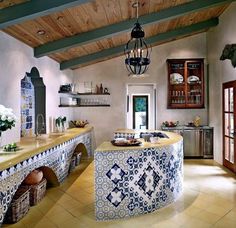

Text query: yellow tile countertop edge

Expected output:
[0,126,93,171]
[96,130,182,152]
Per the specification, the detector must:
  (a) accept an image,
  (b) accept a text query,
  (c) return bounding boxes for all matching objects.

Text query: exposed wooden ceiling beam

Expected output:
[35,0,233,58]
[60,18,219,70]
[0,0,93,29]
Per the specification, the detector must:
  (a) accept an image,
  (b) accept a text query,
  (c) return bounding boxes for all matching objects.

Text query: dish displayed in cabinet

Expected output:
[170,73,184,84]
[187,75,200,84]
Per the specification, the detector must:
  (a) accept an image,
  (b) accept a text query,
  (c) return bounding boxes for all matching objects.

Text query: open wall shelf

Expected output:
[58,91,111,107]
[59,104,110,107]
[58,91,110,95]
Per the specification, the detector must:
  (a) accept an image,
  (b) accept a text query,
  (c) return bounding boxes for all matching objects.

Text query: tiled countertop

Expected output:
[96,131,182,152]
[0,126,93,171]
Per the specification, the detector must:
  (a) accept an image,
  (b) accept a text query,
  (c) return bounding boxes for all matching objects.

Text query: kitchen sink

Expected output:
[48,133,64,138]
[34,133,64,142]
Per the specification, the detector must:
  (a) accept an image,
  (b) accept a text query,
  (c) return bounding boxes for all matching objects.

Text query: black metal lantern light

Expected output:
[124,2,151,76]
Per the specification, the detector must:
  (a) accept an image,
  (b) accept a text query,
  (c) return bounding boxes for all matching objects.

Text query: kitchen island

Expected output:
[95,131,183,220]
[0,127,94,224]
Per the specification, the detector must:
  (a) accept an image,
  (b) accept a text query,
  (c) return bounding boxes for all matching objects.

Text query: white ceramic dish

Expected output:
[114,138,127,143]
[170,73,184,84]
[187,75,200,83]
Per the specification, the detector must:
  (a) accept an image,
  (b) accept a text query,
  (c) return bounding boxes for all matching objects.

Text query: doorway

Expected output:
[133,95,149,129]
[223,81,236,173]
[126,84,156,130]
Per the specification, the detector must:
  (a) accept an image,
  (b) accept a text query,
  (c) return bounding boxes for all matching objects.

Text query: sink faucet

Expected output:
[36,114,45,137]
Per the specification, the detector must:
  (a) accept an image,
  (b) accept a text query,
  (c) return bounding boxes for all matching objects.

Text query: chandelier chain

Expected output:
[136,1,139,20]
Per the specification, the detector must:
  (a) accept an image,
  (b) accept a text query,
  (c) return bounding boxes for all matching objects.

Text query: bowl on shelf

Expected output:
[162,121,179,127]
[70,120,89,128]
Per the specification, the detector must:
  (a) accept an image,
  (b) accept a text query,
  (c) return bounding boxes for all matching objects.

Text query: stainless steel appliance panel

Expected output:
[183,129,203,157]
[203,129,213,158]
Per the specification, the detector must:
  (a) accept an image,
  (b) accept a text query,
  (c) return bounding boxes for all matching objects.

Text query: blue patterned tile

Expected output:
[107,187,126,207]
[137,165,161,197]
[106,164,125,184]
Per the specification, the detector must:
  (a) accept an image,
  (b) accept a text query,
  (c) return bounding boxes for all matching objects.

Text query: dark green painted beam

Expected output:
[35,0,233,58]
[0,0,93,29]
[60,18,219,70]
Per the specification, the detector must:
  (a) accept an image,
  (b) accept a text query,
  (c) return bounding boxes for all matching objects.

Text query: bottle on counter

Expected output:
[96,85,100,94]
[100,83,103,94]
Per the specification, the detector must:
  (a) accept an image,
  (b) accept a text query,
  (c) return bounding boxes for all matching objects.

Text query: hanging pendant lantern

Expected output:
[124,2,151,76]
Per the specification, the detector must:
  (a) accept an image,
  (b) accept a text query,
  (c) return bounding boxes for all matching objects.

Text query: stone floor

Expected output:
[3,159,236,228]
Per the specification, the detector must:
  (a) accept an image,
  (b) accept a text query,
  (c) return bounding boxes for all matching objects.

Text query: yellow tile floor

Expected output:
[3,159,236,228]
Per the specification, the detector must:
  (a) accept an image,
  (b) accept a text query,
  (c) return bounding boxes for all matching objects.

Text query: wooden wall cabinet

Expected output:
[167,59,204,109]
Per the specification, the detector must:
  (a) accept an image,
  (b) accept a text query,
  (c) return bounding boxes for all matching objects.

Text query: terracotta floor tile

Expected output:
[169,213,193,226]
[180,217,212,228]
[31,217,57,228]
[192,210,222,224]
[46,209,75,226]
[204,204,232,217]
[19,208,45,226]
[151,220,181,228]
[213,217,236,228]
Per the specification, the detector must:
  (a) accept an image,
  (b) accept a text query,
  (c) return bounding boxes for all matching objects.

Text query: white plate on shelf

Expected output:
[170,73,184,84]
[187,75,200,83]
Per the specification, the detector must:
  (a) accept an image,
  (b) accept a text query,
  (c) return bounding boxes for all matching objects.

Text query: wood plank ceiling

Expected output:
[0,0,29,9]
[0,0,232,70]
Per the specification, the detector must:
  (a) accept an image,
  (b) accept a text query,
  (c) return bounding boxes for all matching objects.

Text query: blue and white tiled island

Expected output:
[95,131,183,220]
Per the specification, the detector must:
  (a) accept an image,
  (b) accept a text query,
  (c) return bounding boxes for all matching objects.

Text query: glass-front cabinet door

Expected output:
[186,61,204,108]
[223,81,236,173]
[168,61,186,108]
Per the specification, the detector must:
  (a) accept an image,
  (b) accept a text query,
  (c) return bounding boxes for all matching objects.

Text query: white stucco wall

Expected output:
[0,31,73,146]
[207,2,236,164]
[73,33,208,145]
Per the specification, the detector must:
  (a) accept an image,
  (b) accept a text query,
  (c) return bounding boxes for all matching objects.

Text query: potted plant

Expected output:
[55,116,67,132]
[0,104,17,147]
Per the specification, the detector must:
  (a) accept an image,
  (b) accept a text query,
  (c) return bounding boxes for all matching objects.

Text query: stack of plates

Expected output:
[170,73,184,84]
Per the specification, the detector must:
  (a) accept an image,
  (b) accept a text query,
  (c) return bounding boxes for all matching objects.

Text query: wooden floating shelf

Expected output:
[59,104,110,107]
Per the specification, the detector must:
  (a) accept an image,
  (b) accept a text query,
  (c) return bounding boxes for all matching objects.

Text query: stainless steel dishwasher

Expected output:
[183,129,203,157]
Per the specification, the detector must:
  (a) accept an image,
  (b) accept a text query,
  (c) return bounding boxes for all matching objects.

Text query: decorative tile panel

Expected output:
[21,75,35,137]
[95,140,183,220]
[114,132,135,139]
